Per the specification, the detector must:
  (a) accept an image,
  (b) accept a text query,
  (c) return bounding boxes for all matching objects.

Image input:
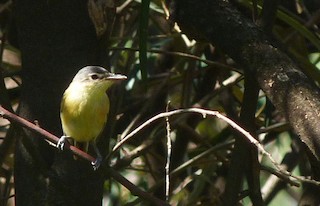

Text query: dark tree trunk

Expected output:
[171,0,320,205]
[12,0,105,205]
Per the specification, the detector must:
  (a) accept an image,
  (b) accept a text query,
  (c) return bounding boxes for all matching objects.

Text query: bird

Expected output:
[57,66,126,169]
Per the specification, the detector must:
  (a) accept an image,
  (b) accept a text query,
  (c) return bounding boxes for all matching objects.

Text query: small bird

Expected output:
[57,66,126,169]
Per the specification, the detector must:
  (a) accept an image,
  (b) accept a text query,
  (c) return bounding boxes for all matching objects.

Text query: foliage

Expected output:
[0,0,320,205]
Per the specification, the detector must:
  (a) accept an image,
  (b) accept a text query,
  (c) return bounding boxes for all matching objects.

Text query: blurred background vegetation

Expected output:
[0,0,320,205]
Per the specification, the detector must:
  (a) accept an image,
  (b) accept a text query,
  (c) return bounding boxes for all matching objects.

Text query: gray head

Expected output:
[72,66,127,83]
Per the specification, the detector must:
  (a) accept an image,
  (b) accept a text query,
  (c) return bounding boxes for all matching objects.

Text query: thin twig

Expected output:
[165,102,171,202]
[107,167,170,206]
[120,113,142,140]
[170,139,235,176]
[261,165,300,187]
[108,47,238,72]
[111,108,320,187]
[112,108,250,154]
[116,0,135,14]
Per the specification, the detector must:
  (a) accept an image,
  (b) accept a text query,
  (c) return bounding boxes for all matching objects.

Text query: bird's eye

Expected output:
[90,74,99,80]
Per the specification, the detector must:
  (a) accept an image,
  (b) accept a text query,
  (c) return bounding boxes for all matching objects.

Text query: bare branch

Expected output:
[165,102,171,201]
[0,105,96,163]
[107,167,170,206]
[111,108,320,187]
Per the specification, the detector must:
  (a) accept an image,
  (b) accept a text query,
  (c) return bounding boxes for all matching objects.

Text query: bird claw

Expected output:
[57,135,69,150]
[91,156,102,170]
[58,137,103,170]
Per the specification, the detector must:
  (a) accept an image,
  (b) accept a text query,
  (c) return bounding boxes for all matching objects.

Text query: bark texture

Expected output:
[171,0,320,204]
[172,0,320,173]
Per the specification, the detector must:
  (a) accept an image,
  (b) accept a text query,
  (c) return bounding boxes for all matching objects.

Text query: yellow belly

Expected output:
[60,84,109,142]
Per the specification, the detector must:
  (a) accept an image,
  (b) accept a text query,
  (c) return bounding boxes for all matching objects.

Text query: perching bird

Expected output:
[57,66,126,169]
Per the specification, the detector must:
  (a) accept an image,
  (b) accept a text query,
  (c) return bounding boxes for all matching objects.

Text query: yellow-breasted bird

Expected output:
[57,66,126,169]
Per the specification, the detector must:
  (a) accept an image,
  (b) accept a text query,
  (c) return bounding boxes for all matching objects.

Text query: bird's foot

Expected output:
[57,135,70,150]
[91,156,102,171]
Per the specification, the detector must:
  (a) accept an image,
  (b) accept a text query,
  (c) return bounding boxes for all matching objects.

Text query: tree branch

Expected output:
[171,0,320,178]
[2,104,320,203]
[0,105,96,163]
[110,107,320,188]
[107,167,170,206]
[0,105,171,205]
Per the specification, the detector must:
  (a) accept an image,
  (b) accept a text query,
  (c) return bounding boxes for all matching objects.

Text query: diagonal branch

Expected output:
[171,0,320,178]
[0,105,170,205]
[3,103,320,201]
[110,108,312,185]
[0,105,96,163]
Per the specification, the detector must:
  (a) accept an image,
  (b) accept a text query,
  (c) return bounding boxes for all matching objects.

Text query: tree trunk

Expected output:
[171,0,320,204]
[12,0,105,205]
